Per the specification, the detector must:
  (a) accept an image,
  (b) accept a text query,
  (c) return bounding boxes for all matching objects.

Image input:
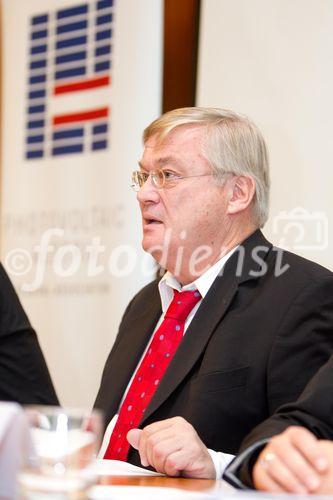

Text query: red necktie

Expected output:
[103,289,201,461]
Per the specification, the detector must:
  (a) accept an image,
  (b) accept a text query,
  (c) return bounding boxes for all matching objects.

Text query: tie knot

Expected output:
[165,289,201,322]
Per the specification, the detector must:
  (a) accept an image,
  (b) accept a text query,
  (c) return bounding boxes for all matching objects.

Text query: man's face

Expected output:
[137,126,232,279]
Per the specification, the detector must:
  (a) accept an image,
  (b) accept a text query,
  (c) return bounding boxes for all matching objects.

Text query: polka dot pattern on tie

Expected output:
[103,289,201,462]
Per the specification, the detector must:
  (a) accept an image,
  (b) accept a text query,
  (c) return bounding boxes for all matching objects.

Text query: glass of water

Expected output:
[19,406,102,498]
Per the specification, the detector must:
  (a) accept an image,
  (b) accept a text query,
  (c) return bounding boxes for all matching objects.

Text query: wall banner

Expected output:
[1,0,162,406]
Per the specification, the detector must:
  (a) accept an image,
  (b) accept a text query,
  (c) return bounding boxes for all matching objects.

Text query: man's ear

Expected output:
[227,175,256,215]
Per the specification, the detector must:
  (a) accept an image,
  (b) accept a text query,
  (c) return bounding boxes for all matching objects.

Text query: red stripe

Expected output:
[53,107,109,125]
[54,76,110,95]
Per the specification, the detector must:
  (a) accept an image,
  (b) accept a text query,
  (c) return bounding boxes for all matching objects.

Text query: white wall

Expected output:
[197,0,333,269]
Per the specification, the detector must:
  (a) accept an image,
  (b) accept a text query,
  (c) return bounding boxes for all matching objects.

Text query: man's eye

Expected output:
[163,170,178,179]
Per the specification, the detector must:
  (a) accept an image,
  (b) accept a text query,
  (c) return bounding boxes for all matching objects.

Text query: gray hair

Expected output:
[143,107,270,227]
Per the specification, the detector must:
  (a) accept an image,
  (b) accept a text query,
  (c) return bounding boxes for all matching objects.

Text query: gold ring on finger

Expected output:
[260,452,276,469]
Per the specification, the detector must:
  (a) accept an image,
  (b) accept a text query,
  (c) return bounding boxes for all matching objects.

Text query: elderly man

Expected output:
[94,107,333,477]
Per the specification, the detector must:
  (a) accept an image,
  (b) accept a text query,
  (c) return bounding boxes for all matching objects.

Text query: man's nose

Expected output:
[137,175,160,204]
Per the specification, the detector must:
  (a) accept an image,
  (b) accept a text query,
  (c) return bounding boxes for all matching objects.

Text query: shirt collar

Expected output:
[158,246,238,313]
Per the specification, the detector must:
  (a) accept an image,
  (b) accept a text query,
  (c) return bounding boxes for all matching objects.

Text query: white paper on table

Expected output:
[89,458,163,476]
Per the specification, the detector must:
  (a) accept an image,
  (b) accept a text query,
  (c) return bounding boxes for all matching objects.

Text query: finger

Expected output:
[163,447,214,478]
[254,464,293,493]
[138,418,189,470]
[270,430,323,491]
[149,437,182,474]
[127,429,141,450]
[143,417,180,437]
[132,428,149,467]
[288,427,329,472]
[164,445,214,479]
[127,428,142,450]
[145,430,177,470]
[126,429,149,467]
[140,426,181,469]
[163,450,186,477]
[274,444,322,491]
[261,455,309,494]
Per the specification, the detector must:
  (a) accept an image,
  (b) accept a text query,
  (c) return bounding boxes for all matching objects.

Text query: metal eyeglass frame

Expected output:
[131,169,215,191]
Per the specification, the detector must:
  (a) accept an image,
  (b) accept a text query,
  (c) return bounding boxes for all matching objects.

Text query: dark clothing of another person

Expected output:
[224,355,333,488]
[0,263,58,405]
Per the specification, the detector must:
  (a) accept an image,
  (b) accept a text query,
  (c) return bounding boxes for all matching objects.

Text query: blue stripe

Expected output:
[93,123,108,134]
[57,5,88,19]
[95,44,110,56]
[97,0,113,9]
[95,30,112,42]
[56,20,87,35]
[95,29,111,41]
[53,128,84,140]
[27,120,45,129]
[55,66,86,79]
[27,135,44,144]
[31,14,48,25]
[28,89,46,99]
[56,36,86,49]
[26,150,44,159]
[92,140,107,150]
[55,51,86,64]
[31,44,47,55]
[52,144,84,155]
[96,13,112,25]
[29,74,46,84]
[31,29,47,40]
[95,60,110,72]
[30,59,47,69]
[28,104,45,114]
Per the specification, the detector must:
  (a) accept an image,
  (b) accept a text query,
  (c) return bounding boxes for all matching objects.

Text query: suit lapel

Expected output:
[141,229,273,425]
[99,290,161,421]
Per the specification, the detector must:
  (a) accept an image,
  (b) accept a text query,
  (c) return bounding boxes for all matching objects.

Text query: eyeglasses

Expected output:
[131,169,215,191]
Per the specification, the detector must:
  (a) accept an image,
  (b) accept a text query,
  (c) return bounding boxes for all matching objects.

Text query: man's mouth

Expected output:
[146,219,163,225]
[143,214,163,225]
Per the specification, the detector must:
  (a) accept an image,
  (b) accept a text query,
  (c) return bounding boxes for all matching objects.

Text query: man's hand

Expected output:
[314,441,333,494]
[127,416,215,478]
[253,426,329,493]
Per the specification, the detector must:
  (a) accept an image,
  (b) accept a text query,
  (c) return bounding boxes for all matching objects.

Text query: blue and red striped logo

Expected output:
[26,0,113,159]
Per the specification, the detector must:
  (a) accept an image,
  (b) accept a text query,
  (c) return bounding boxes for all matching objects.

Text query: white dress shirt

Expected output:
[99,249,238,477]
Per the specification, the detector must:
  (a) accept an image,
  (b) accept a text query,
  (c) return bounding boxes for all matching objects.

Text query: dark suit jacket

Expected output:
[0,263,59,405]
[94,230,333,466]
[224,354,333,487]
